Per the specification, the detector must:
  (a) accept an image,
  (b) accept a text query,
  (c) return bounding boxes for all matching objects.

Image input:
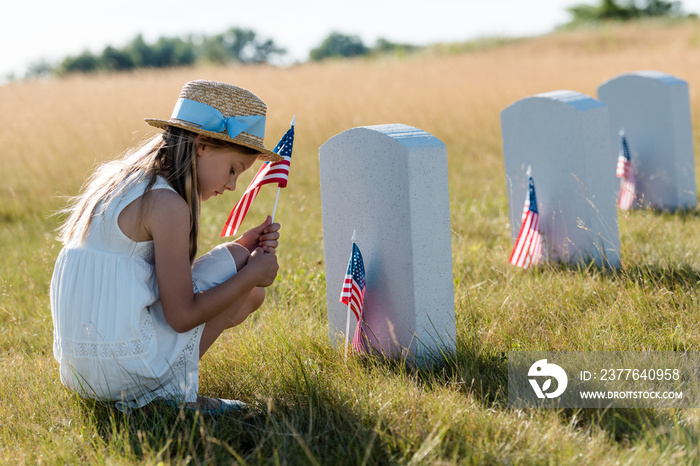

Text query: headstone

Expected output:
[501,90,621,268]
[319,124,456,363]
[598,70,697,211]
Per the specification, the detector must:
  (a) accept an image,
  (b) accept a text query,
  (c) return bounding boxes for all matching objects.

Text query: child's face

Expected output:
[196,143,258,201]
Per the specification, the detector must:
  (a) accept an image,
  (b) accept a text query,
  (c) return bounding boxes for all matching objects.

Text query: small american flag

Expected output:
[263,119,294,188]
[221,120,295,237]
[509,176,544,269]
[616,131,635,211]
[340,242,367,353]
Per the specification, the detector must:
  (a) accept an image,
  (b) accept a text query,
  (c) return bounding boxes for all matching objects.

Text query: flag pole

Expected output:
[271,188,281,223]
[344,230,356,360]
[270,115,295,223]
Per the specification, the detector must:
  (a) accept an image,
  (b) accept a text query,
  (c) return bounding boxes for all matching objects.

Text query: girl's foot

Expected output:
[187,395,246,414]
[160,396,246,414]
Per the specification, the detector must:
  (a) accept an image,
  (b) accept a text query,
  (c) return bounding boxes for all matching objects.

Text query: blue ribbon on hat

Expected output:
[171,98,266,139]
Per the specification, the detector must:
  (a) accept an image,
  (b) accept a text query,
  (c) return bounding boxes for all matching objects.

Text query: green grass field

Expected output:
[3,19,700,464]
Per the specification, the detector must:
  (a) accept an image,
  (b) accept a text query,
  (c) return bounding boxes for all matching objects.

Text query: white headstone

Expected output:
[501,90,621,268]
[319,124,456,363]
[598,70,697,211]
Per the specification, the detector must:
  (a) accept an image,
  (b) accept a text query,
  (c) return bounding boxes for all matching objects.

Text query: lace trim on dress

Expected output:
[172,324,201,375]
[65,313,155,359]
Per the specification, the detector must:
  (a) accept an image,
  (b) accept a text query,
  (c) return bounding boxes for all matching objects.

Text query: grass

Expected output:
[3,19,700,464]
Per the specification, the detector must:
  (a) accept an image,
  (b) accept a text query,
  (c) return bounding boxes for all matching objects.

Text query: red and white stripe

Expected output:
[220,162,272,237]
[263,159,291,188]
[341,273,368,354]
[509,210,543,269]
[340,241,367,356]
[521,196,530,222]
[221,158,292,237]
[351,318,366,354]
[617,156,635,210]
[340,275,364,321]
[616,153,627,178]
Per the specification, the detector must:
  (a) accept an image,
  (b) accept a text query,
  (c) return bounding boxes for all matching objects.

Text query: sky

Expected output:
[3,0,700,78]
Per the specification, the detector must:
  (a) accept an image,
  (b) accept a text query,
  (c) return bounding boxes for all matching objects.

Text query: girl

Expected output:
[51,80,281,413]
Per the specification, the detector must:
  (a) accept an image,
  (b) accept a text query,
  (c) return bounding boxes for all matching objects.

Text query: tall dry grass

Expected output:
[3,19,700,464]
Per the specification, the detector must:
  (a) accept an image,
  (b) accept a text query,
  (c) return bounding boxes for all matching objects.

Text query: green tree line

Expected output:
[42,28,286,76]
[22,29,419,80]
[566,0,691,24]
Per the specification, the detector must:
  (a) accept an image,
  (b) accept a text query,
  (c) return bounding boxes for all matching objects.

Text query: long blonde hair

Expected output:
[58,127,255,263]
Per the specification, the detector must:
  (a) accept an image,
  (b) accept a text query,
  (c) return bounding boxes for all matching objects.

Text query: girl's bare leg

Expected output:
[198,243,265,358]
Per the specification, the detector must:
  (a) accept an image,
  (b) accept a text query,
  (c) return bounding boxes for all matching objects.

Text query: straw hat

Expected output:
[145,80,282,162]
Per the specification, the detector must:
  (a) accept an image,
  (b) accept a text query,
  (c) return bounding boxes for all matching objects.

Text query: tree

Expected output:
[59,51,101,74]
[121,35,196,69]
[150,37,196,68]
[101,46,135,71]
[246,38,286,64]
[309,32,369,61]
[566,0,685,23]
[25,59,54,79]
[32,27,286,79]
[638,0,683,15]
[200,28,286,64]
[124,35,155,68]
[373,38,419,55]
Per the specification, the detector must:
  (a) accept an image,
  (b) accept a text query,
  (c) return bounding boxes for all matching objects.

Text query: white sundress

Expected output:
[50,175,238,410]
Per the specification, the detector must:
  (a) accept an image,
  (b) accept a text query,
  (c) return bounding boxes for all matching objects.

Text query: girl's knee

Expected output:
[228,287,265,328]
[249,287,265,312]
[225,242,250,270]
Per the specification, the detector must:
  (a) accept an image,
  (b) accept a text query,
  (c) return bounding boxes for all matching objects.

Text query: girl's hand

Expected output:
[236,216,280,254]
[247,247,279,287]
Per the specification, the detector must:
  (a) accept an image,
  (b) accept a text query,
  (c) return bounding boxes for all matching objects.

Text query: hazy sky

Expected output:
[3,0,700,77]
